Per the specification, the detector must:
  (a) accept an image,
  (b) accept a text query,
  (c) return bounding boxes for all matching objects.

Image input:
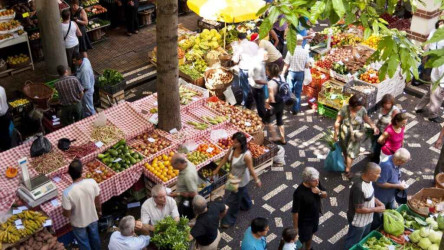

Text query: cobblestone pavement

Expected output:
[219,93,440,249]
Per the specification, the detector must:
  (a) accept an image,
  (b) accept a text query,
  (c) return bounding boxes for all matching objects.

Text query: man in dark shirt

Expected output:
[54,65,84,126]
[292,167,327,250]
[191,195,228,249]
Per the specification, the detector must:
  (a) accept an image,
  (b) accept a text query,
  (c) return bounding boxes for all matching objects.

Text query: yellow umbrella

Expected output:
[187,0,265,23]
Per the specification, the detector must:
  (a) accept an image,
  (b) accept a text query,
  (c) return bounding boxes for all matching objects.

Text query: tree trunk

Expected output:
[36,0,68,77]
[156,0,181,131]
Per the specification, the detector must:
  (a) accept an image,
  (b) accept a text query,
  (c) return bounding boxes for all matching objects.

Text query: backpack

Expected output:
[272,76,296,106]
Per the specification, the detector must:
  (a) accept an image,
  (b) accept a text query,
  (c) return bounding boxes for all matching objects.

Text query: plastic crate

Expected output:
[349,244,364,250]
[198,161,228,192]
[317,102,338,119]
[100,80,126,95]
[397,204,426,220]
[344,80,377,110]
[251,139,278,166]
[358,230,398,249]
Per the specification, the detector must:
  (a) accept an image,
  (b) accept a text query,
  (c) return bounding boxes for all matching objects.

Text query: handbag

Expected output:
[225,149,242,193]
[395,189,407,204]
[324,142,345,172]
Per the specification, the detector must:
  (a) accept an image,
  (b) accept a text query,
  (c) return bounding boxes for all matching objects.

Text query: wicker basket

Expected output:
[22,81,54,110]
[249,124,265,145]
[204,68,234,90]
[344,80,377,110]
[407,188,444,217]
[435,173,444,189]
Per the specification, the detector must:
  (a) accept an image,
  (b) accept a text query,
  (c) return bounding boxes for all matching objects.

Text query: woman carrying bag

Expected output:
[213,132,261,228]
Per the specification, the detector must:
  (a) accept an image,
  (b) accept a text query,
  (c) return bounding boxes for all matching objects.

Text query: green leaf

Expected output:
[329,9,340,25]
[332,0,345,18]
[256,3,270,17]
[259,18,272,40]
[372,21,379,35]
[310,1,326,21]
[379,63,388,82]
[360,13,369,28]
[364,27,372,40]
[399,48,409,70]
[322,0,333,20]
[278,5,292,15]
[268,7,280,25]
[287,28,297,55]
[387,54,398,77]
[425,27,444,44]
[285,14,299,29]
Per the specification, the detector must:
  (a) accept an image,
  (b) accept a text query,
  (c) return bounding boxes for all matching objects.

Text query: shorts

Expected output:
[298,222,318,243]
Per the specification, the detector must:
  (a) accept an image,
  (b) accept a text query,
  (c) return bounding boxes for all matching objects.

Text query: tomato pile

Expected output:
[359,68,380,84]
[85,160,115,183]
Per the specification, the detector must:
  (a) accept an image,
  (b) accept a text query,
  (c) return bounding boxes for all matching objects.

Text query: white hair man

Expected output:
[292,167,327,250]
[109,215,150,250]
[141,184,179,232]
[190,195,228,250]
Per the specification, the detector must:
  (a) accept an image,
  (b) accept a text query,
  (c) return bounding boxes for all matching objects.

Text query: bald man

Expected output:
[170,153,198,219]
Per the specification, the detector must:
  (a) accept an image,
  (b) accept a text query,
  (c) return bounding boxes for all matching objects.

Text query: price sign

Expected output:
[22,12,29,18]
[320,74,326,79]
[338,61,343,65]
[154,101,158,106]
[170,128,178,134]
[245,122,251,127]
[113,158,122,163]
[52,176,62,183]
[330,94,337,100]
[95,141,104,148]
[206,147,214,153]
[15,220,22,226]
[95,169,102,174]
[147,138,155,143]
[369,73,376,78]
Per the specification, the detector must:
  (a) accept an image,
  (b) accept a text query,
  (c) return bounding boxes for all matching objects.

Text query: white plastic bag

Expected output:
[93,112,107,127]
[224,86,237,105]
[303,68,312,86]
[273,145,286,165]
[210,129,229,142]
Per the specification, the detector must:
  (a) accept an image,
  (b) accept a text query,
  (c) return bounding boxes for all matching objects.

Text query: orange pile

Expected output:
[359,68,380,84]
[144,151,179,182]
[196,143,221,157]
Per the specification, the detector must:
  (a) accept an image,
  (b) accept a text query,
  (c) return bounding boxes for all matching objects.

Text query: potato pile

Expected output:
[9,229,65,250]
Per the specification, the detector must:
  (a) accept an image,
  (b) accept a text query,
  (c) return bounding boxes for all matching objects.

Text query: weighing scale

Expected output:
[16,157,58,207]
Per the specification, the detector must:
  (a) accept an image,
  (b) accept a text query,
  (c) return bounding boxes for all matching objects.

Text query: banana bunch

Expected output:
[187,121,209,130]
[0,227,20,243]
[9,98,29,108]
[0,210,48,244]
[202,116,227,125]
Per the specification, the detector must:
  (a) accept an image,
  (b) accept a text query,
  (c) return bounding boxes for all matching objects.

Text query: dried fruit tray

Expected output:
[105,102,153,139]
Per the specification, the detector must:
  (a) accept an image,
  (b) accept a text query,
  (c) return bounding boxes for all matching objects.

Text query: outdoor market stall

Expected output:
[0,81,277,240]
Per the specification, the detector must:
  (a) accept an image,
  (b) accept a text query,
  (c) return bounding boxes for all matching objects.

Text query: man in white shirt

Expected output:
[248,49,268,122]
[109,215,151,250]
[141,184,180,231]
[62,159,101,250]
[281,35,309,115]
[0,86,11,151]
[232,33,259,108]
[250,33,284,71]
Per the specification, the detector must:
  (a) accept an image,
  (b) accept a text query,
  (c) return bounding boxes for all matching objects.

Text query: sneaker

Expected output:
[429,117,444,123]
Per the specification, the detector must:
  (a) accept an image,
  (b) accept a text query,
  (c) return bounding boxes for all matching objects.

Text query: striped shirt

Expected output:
[284,45,309,72]
[55,76,84,106]
[347,178,375,227]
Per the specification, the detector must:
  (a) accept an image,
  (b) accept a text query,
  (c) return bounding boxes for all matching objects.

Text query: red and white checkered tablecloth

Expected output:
[130,94,158,114]
[128,130,174,163]
[40,174,71,230]
[114,163,144,196]
[142,145,180,186]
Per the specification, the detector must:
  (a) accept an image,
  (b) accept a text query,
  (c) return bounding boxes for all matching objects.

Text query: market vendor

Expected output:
[0,85,12,151]
[109,215,151,250]
[122,0,139,36]
[62,159,102,250]
[140,184,180,232]
[54,65,84,126]
[169,153,198,219]
[73,53,96,118]
[250,33,284,72]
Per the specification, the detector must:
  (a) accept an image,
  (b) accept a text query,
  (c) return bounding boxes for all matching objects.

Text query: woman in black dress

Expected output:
[122,0,139,36]
[71,0,92,58]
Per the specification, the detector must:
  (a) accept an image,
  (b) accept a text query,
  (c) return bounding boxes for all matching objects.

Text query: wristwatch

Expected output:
[318,191,322,196]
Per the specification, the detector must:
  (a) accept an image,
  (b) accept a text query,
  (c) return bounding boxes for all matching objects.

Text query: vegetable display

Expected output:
[187,151,209,165]
[64,142,97,159]
[179,86,202,105]
[248,142,268,158]
[91,125,124,145]
[98,140,143,172]
[205,68,234,89]
[98,69,124,87]
[359,68,381,84]
[9,98,30,108]
[363,236,394,250]
[187,121,209,130]
[30,151,67,175]
[132,132,171,157]
[84,160,115,183]
[151,216,191,250]
[332,62,349,75]
[383,210,405,236]
[9,228,66,250]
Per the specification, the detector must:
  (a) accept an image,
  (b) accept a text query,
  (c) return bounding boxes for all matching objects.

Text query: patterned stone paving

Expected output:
[220,93,439,249]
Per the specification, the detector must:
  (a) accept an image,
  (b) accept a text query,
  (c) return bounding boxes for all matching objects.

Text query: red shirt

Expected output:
[382,124,404,155]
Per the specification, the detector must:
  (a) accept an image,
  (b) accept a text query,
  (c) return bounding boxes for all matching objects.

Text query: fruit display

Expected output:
[0,9,15,19]
[315,59,332,71]
[179,85,202,105]
[229,108,263,134]
[179,62,206,80]
[358,68,381,84]
[324,48,353,63]
[98,140,143,172]
[214,159,231,172]
[132,132,171,156]
[201,115,228,125]
[29,32,40,40]
[5,166,17,178]
[85,5,107,17]
[320,26,340,35]
[144,151,179,182]
[10,228,66,250]
[91,124,124,145]
[218,137,233,150]
[187,151,209,165]
[409,196,444,212]
[362,236,394,249]
[187,121,209,130]
[9,98,29,108]
[331,33,362,47]
[58,0,69,10]
[7,54,30,67]
[362,34,381,49]
[30,151,67,175]
[204,49,223,66]
[22,17,38,30]
[331,62,349,75]
[207,99,239,116]
[84,160,115,183]
[0,210,47,244]
[205,68,234,89]
[311,68,330,85]
[0,33,13,41]
[83,0,100,7]
[87,19,110,30]
[196,143,222,158]
[0,20,22,33]
[248,142,268,158]
[11,2,35,16]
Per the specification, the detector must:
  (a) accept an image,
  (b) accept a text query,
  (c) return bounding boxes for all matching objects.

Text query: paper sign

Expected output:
[369,73,376,78]
[18,206,27,211]
[52,115,56,119]
[147,138,155,143]
[22,12,29,18]
[388,245,395,250]
[206,147,214,153]
[192,97,199,101]
[330,94,337,100]
[13,209,21,215]
[51,199,60,207]
[245,122,251,127]
[149,114,158,125]
[166,187,172,194]
[113,158,122,163]
[16,225,25,230]
[404,235,410,242]
[170,128,178,134]
[52,176,62,183]
[154,101,158,106]
[338,61,343,65]
[320,74,326,79]
[427,199,433,205]
[95,141,104,148]
[43,220,52,227]
[127,202,140,208]
[95,169,102,174]
[53,122,60,126]
[347,73,352,78]
[309,98,316,103]
[264,149,270,153]
[15,219,23,226]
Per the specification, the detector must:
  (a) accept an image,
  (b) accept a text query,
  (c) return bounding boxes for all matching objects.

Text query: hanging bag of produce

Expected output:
[30,135,52,157]
[324,142,345,172]
[225,149,242,193]
[303,68,312,86]
[383,210,405,236]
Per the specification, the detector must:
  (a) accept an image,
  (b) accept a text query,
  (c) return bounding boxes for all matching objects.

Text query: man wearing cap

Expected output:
[251,33,284,71]
[281,34,310,115]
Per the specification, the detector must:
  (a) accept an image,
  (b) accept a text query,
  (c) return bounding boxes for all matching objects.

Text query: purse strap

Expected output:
[64,21,72,41]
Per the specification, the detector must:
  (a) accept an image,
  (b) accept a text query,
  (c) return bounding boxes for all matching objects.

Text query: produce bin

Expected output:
[344,80,377,110]
[358,230,398,249]
[100,79,126,95]
[407,187,444,217]
[252,139,278,166]
[198,162,228,198]
[317,102,338,119]
[330,69,353,83]
[396,204,425,220]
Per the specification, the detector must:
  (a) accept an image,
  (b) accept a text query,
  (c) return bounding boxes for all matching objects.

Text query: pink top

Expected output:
[382,124,405,155]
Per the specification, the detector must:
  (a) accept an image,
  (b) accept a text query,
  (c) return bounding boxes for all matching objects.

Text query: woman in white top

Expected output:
[0,86,12,151]
[278,227,298,250]
[61,9,81,72]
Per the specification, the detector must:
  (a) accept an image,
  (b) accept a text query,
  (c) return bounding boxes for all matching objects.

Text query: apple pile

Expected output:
[230,109,262,134]
[218,137,233,150]
[84,160,115,183]
[247,142,268,158]
[207,100,238,116]
[133,132,171,156]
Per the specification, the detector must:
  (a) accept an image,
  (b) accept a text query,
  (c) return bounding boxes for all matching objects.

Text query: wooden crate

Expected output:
[254,158,273,176]
[99,90,125,109]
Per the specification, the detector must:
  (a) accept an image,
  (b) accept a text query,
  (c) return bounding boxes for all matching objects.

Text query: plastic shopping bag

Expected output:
[323,142,345,172]
[303,68,312,86]
[30,135,52,157]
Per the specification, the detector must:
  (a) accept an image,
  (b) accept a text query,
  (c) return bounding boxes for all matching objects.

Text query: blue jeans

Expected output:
[82,91,96,118]
[239,69,251,107]
[222,186,252,226]
[72,221,101,250]
[287,71,305,113]
[344,223,371,250]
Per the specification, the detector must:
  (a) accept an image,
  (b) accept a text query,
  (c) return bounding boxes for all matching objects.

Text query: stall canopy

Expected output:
[187,0,265,23]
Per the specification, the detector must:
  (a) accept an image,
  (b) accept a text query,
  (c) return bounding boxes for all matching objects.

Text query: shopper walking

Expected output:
[278,227,299,250]
[372,94,400,163]
[71,0,92,58]
[372,148,410,229]
[232,33,259,108]
[334,94,379,177]
[248,49,268,120]
[434,126,444,177]
[170,153,198,219]
[62,159,101,250]
[415,63,444,123]
[378,113,408,162]
[344,163,385,249]
[109,215,151,250]
[73,53,96,118]
[190,195,228,250]
[241,217,269,250]
[122,0,139,36]
[251,33,284,71]
[265,63,286,145]
[292,167,327,250]
[0,86,12,151]
[61,9,81,73]
[54,65,84,126]
[213,132,261,228]
[281,35,309,115]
